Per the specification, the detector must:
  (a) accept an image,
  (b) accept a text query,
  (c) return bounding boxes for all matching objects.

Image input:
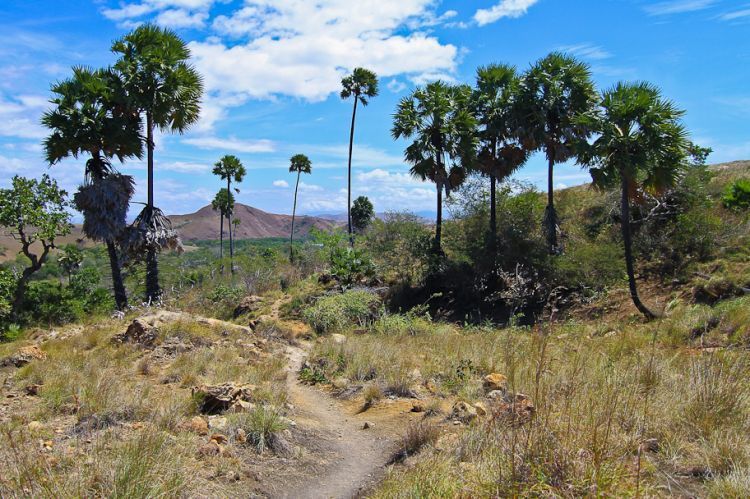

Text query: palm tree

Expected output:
[212,155,246,271]
[577,82,688,319]
[392,81,476,255]
[112,24,203,302]
[517,52,597,254]
[288,153,312,262]
[341,68,378,244]
[211,188,234,260]
[471,64,529,252]
[42,66,142,310]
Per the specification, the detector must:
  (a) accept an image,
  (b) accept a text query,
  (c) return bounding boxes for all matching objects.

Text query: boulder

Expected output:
[1,345,47,368]
[181,416,209,436]
[233,295,263,318]
[194,383,256,415]
[486,390,506,401]
[473,402,488,417]
[450,401,478,424]
[208,415,228,431]
[482,373,508,394]
[112,319,158,347]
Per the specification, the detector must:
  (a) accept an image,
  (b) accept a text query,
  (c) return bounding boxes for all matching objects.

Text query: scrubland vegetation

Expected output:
[0,21,749,499]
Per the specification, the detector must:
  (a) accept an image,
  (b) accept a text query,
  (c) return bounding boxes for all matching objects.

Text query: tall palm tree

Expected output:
[288,153,312,262]
[112,24,203,302]
[211,188,234,260]
[392,82,476,255]
[212,155,246,271]
[341,68,378,244]
[577,82,688,319]
[517,52,597,254]
[471,64,529,252]
[42,66,142,310]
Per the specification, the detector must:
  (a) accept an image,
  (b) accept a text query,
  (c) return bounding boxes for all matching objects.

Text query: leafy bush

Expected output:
[364,212,432,285]
[208,284,244,305]
[0,268,15,329]
[722,179,750,210]
[302,290,380,334]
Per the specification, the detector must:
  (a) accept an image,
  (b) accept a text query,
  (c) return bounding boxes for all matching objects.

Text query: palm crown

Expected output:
[213,155,247,190]
[42,66,142,179]
[340,68,379,106]
[112,24,203,132]
[211,188,235,216]
[289,154,312,174]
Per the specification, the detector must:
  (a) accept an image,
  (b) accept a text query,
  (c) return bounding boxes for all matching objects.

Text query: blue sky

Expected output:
[0,0,748,217]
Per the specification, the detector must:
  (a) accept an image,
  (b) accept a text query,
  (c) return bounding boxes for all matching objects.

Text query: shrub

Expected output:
[722,179,750,210]
[229,405,288,454]
[302,290,380,334]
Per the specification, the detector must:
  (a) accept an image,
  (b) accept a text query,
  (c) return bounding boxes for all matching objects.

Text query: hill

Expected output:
[169,203,338,242]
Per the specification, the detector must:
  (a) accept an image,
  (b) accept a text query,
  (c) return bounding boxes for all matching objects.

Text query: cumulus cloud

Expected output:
[182,136,276,153]
[0,93,49,140]
[101,0,218,28]
[272,179,289,188]
[474,0,540,26]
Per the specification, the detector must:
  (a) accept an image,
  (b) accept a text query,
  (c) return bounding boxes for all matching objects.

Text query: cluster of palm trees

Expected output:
[392,52,690,319]
[43,24,203,309]
[211,155,246,272]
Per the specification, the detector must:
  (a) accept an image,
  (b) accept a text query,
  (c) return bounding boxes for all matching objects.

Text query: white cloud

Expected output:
[556,43,612,61]
[102,0,218,28]
[387,79,408,93]
[719,7,750,21]
[644,0,717,16]
[299,182,323,192]
[158,160,210,173]
[272,179,289,188]
[474,0,539,26]
[0,93,49,140]
[306,144,405,168]
[183,135,276,153]
[155,9,209,28]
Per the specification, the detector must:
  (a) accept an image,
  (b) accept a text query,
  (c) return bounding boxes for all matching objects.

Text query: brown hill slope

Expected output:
[170,203,338,241]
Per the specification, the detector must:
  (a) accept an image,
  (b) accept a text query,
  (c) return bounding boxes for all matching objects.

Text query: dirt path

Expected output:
[281,342,399,499]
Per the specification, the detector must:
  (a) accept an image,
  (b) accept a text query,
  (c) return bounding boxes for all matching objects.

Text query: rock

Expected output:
[197,440,222,457]
[181,416,209,436]
[210,433,228,445]
[482,373,507,394]
[411,402,425,413]
[233,295,263,318]
[27,421,43,432]
[155,336,194,357]
[486,390,505,401]
[230,399,255,413]
[491,393,535,424]
[331,334,347,345]
[408,368,422,381]
[194,383,256,414]
[640,438,659,453]
[112,319,158,347]
[332,377,350,390]
[450,401,478,424]
[473,402,488,417]
[236,428,247,444]
[1,345,47,368]
[362,421,373,430]
[25,384,41,396]
[208,416,228,431]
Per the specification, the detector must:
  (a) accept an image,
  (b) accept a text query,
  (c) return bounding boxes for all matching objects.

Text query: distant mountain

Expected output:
[170,203,339,241]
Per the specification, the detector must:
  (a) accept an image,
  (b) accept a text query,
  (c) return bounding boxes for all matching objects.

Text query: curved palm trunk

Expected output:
[219,212,224,260]
[227,178,234,274]
[347,97,359,247]
[434,183,443,255]
[106,240,128,310]
[145,113,161,302]
[290,170,301,262]
[545,152,558,255]
[620,173,656,320]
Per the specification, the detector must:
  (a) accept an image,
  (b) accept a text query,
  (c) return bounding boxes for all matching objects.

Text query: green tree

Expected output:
[351,196,374,234]
[211,188,234,259]
[577,82,689,319]
[112,24,203,302]
[58,244,83,284]
[212,155,246,271]
[341,68,378,244]
[471,64,529,252]
[392,81,477,255]
[288,153,312,262]
[0,175,71,318]
[42,66,141,310]
[517,52,597,254]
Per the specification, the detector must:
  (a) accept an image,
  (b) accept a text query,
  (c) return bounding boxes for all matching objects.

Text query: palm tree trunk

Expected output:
[227,178,234,273]
[434,183,443,255]
[347,97,359,247]
[290,170,300,262]
[106,240,128,311]
[219,211,224,260]
[145,112,160,303]
[545,151,558,255]
[620,173,656,319]
[490,139,498,252]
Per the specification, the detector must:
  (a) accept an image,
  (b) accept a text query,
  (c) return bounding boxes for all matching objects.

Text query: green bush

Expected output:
[722,179,750,210]
[302,290,380,334]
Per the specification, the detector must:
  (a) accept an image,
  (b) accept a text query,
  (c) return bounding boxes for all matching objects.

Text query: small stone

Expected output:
[182,416,209,435]
[473,402,488,417]
[482,373,508,394]
[24,384,41,396]
[197,440,221,457]
[331,334,347,345]
[450,401,478,424]
[640,438,659,453]
[362,421,373,430]
[112,319,158,347]
[332,377,350,390]
[236,428,247,444]
[208,415,228,431]
[486,390,506,401]
[411,402,425,413]
[27,421,43,432]
[210,433,228,445]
